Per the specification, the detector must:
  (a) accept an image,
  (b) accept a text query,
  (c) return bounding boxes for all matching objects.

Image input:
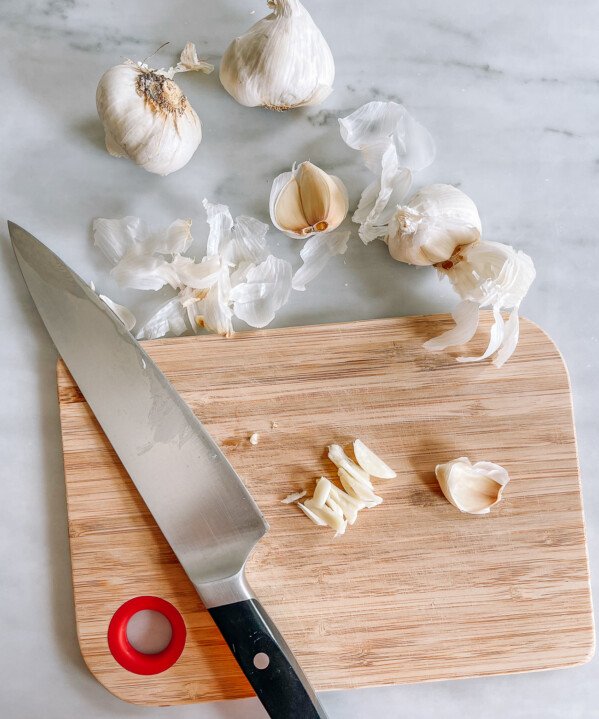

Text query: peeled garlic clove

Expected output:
[220,0,335,111]
[96,44,212,175]
[387,184,482,266]
[270,162,349,239]
[353,439,396,479]
[435,457,510,515]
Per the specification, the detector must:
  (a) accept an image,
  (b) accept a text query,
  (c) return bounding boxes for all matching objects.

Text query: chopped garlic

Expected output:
[328,444,371,486]
[298,502,328,526]
[353,439,397,479]
[312,477,332,508]
[281,490,307,504]
[249,432,260,445]
[338,468,383,504]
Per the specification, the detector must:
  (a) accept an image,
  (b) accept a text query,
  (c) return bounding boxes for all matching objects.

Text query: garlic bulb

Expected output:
[270,161,349,238]
[435,457,510,515]
[220,0,335,111]
[96,43,213,175]
[387,184,481,266]
[425,240,536,367]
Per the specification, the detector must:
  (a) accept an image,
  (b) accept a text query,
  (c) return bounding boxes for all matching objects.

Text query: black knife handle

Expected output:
[208,599,328,719]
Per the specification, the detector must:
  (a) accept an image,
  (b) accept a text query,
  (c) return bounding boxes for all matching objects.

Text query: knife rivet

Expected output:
[253,652,270,670]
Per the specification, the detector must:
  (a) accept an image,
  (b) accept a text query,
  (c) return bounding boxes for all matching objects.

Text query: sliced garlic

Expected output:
[338,468,382,505]
[96,44,213,175]
[387,184,481,266]
[220,0,335,111]
[312,477,332,508]
[353,439,397,479]
[435,457,510,515]
[328,484,365,525]
[270,162,349,239]
[305,498,347,535]
[327,444,371,486]
[281,490,307,504]
[298,502,328,526]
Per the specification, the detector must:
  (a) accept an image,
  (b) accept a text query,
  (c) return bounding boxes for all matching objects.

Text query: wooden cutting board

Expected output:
[56,313,594,707]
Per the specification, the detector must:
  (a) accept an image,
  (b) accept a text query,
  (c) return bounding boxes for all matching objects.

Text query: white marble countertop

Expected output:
[1,0,597,717]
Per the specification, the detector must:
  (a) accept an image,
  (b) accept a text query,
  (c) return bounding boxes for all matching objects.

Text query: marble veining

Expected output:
[0,0,598,718]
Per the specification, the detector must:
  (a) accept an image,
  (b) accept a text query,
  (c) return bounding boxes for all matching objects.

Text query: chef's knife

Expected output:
[10,222,328,719]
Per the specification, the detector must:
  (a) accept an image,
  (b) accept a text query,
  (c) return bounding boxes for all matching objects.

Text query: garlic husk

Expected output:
[435,457,510,515]
[424,241,535,367]
[270,162,349,239]
[220,0,334,110]
[96,44,213,175]
[97,294,136,332]
[387,184,481,266]
[291,230,349,291]
[339,101,436,244]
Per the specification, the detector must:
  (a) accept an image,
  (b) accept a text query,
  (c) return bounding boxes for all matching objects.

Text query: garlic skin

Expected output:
[387,184,481,266]
[96,45,213,175]
[220,0,335,111]
[435,457,510,515]
[270,162,349,239]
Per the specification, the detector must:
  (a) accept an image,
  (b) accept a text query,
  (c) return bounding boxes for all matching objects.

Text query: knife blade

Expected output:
[10,221,328,719]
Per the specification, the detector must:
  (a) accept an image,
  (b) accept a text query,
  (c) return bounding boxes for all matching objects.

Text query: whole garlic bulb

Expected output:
[270,161,348,238]
[220,0,335,111]
[96,44,213,175]
[387,184,481,266]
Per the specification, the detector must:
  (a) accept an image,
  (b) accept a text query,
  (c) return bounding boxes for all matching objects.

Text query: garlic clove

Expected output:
[220,0,335,111]
[271,162,349,239]
[387,184,482,266]
[353,439,396,479]
[435,457,510,515]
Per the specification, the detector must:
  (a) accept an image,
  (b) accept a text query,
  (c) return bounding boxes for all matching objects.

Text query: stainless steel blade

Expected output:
[10,222,267,606]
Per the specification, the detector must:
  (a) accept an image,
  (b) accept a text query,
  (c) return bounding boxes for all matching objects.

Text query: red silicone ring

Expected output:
[107,596,186,675]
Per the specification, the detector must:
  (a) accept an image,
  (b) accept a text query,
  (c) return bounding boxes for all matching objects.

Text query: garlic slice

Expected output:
[298,502,328,526]
[353,439,396,479]
[339,101,436,244]
[270,162,349,239]
[435,457,510,515]
[387,184,481,266]
[305,498,347,535]
[338,468,383,505]
[220,0,335,111]
[98,294,136,332]
[96,44,213,175]
[281,490,307,504]
[312,477,332,508]
[327,444,371,486]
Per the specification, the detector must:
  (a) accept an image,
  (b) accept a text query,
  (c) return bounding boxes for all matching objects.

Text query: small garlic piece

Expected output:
[327,444,371,486]
[249,432,260,445]
[270,162,349,239]
[281,490,307,504]
[96,44,213,175]
[312,477,332,508]
[435,457,510,515]
[387,184,481,266]
[353,439,396,479]
[338,468,383,505]
[220,0,335,111]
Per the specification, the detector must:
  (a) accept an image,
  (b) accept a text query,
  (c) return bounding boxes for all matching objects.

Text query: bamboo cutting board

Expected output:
[57,314,594,706]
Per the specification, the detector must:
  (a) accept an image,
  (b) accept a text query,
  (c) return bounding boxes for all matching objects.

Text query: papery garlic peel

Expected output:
[220,0,334,111]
